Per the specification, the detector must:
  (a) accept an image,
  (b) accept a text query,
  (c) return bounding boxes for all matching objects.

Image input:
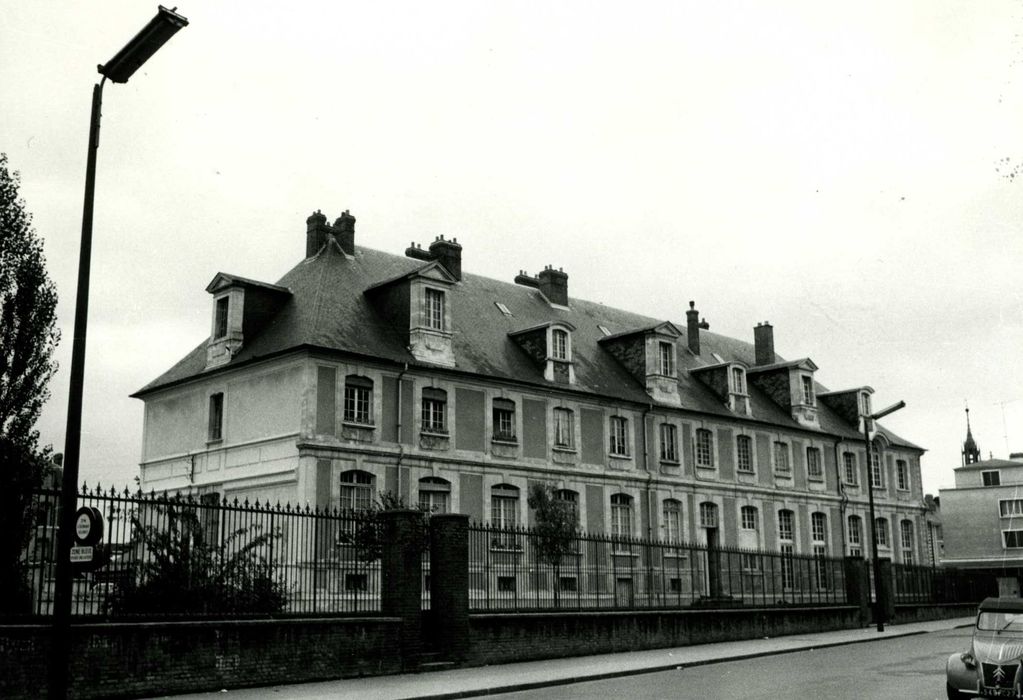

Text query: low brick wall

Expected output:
[467,606,861,666]
[893,602,978,624]
[0,617,402,700]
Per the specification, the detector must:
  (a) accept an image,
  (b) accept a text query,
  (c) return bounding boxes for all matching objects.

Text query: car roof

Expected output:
[979,597,1023,613]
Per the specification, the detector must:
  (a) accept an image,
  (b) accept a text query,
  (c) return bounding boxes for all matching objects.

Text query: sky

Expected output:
[3,1,1022,494]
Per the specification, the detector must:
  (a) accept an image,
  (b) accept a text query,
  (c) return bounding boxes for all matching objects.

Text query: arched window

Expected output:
[339,470,374,511]
[491,484,520,529]
[418,477,451,514]
[610,493,633,538]
[874,517,890,548]
[778,509,796,588]
[811,512,829,589]
[662,499,683,542]
[343,375,373,425]
[848,515,863,557]
[699,501,718,529]
[870,446,884,488]
[551,328,570,360]
[554,488,580,525]
[900,520,915,564]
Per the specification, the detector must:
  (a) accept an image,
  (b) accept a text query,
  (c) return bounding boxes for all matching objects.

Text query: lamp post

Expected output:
[49,7,187,698]
[863,399,906,634]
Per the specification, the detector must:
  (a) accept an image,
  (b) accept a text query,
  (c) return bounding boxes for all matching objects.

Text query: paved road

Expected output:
[496,627,972,700]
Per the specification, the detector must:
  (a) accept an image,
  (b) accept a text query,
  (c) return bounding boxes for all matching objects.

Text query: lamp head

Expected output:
[98,6,188,84]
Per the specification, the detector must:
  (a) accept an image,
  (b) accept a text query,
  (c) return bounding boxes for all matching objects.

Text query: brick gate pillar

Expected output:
[379,510,424,669]
[429,513,469,661]
[843,556,870,625]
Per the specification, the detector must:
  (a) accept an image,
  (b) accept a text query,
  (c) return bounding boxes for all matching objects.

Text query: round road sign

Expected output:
[73,506,103,546]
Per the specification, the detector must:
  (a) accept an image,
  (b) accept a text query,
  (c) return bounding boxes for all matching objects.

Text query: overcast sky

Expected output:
[4,1,1022,494]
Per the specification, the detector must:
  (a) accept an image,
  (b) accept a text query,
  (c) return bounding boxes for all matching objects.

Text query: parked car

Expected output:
[947,597,1023,698]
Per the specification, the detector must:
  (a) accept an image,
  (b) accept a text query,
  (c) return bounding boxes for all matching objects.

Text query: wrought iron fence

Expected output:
[468,522,849,612]
[890,561,996,605]
[19,486,384,619]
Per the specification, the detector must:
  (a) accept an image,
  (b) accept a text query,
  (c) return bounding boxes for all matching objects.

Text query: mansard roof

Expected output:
[134,241,920,450]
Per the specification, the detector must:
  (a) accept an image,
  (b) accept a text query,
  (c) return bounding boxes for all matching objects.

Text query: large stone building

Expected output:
[940,413,1023,593]
[133,210,928,561]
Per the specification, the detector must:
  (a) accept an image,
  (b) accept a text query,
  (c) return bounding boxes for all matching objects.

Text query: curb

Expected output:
[401,629,932,699]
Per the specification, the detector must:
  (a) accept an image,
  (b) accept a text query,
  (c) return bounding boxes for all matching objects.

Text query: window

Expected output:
[659,341,675,376]
[741,505,758,531]
[660,423,678,463]
[343,375,373,425]
[421,387,447,433]
[848,515,863,557]
[214,296,229,339]
[700,502,718,529]
[551,328,569,360]
[425,288,445,330]
[340,470,374,511]
[418,477,450,513]
[662,499,683,542]
[780,542,795,589]
[731,367,746,394]
[811,512,827,543]
[843,452,858,485]
[609,416,630,456]
[778,509,794,542]
[736,435,753,473]
[208,392,224,442]
[896,459,909,490]
[1004,530,1023,549]
[859,392,872,416]
[773,441,790,473]
[611,494,633,538]
[554,489,580,525]
[492,398,516,441]
[553,407,574,448]
[870,448,884,489]
[900,520,915,564]
[801,376,815,405]
[983,471,1002,487]
[494,301,512,316]
[1001,499,1023,517]
[806,447,822,479]
[491,484,520,529]
[874,517,889,548]
[695,429,714,468]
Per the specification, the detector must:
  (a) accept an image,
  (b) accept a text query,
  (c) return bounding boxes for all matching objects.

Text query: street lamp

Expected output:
[864,399,906,634]
[50,7,187,699]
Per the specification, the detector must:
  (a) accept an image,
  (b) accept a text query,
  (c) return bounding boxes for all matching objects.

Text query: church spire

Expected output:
[963,403,981,466]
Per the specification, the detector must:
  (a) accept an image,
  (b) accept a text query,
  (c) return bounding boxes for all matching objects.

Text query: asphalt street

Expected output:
[495,627,973,700]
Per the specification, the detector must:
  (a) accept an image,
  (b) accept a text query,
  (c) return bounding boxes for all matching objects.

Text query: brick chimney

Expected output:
[428,235,462,281]
[333,210,356,256]
[754,322,775,365]
[686,301,701,355]
[538,266,568,306]
[306,210,329,257]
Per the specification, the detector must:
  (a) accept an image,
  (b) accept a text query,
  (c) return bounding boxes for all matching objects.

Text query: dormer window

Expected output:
[425,288,445,331]
[552,328,569,360]
[659,342,675,376]
[214,297,229,339]
[801,376,815,406]
[731,367,746,394]
[860,391,872,416]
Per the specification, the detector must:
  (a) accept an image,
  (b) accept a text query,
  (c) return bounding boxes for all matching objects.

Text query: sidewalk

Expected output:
[154,616,974,700]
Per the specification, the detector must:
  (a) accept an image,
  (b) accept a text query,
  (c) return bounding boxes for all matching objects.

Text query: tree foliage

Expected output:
[0,153,59,614]
[527,483,579,568]
[341,491,432,563]
[109,504,288,616]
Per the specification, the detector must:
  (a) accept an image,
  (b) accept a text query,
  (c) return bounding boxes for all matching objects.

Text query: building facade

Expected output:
[134,210,928,561]
[940,416,1023,591]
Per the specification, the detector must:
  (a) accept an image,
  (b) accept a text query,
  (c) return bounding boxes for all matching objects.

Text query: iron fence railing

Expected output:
[468,522,849,612]
[890,561,996,605]
[20,486,384,619]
